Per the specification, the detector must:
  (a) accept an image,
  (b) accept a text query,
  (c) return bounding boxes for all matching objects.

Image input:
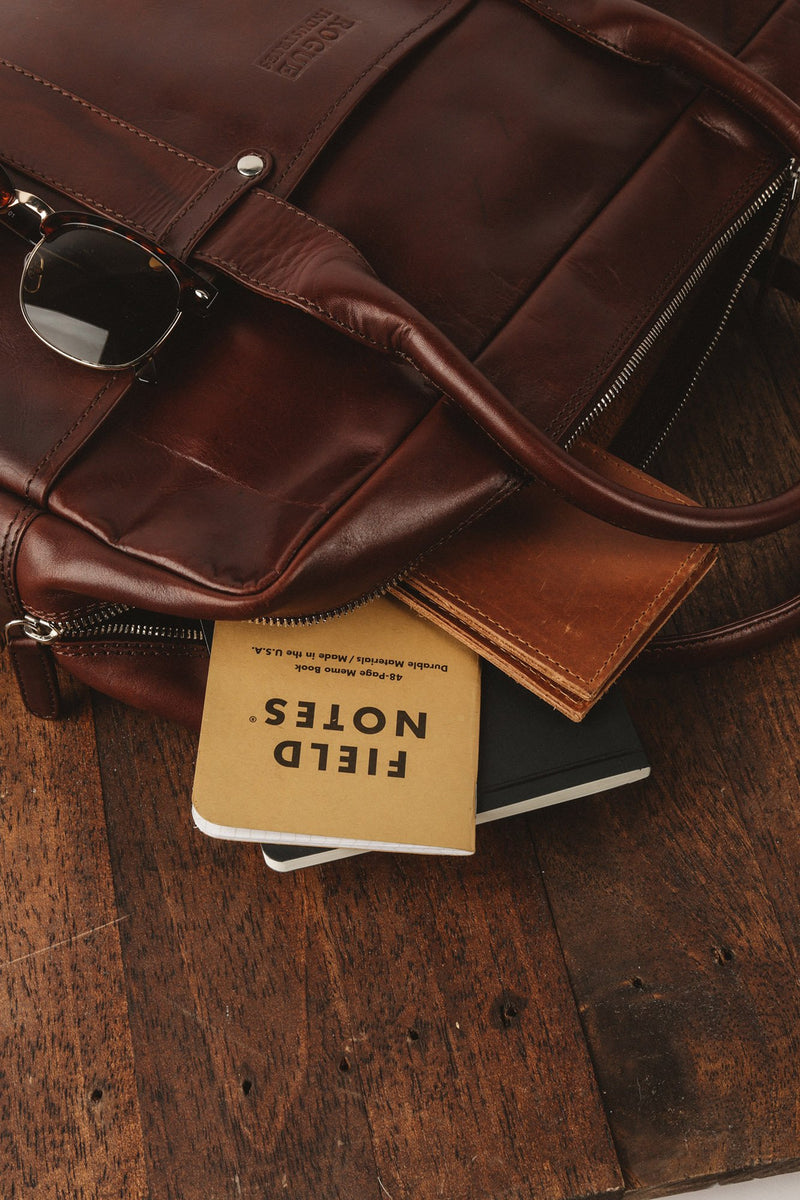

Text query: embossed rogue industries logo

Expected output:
[258,9,359,79]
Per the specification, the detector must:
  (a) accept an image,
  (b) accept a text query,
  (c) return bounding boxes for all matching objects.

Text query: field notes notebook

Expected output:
[191,597,481,853]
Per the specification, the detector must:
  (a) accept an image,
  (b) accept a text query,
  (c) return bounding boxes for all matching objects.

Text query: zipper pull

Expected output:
[756,160,800,311]
[3,616,62,719]
[790,163,800,205]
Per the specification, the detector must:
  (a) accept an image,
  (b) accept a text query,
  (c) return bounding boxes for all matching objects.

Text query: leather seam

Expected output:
[54,643,206,659]
[160,158,269,252]
[0,149,160,239]
[573,443,697,501]
[25,374,126,497]
[523,3,658,65]
[161,167,228,243]
[233,190,375,271]
[646,604,794,656]
[274,0,461,188]
[0,58,214,171]
[10,639,58,718]
[1,503,29,615]
[415,541,707,686]
[510,665,583,708]
[28,597,126,622]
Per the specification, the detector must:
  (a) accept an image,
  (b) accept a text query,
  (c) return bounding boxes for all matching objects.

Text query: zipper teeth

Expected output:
[53,605,205,643]
[266,168,793,628]
[254,582,396,628]
[53,602,131,637]
[565,164,794,450]
[639,178,795,466]
[42,167,795,638]
[72,621,207,642]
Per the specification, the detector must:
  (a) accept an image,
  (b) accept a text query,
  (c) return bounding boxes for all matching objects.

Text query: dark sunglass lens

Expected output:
[20,226,181,368]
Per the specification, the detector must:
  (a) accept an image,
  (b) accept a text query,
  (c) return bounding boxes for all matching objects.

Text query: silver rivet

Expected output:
[236,154,266,178]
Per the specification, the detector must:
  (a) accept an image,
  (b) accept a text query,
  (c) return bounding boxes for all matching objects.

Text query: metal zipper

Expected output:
[5,164,796,646]
[3,595,377,643]
[565,161,798,457]
[260,163,800,626]
[3,607,206,646]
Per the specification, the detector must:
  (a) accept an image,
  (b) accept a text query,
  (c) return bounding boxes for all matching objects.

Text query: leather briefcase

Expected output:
[0,0,799,725]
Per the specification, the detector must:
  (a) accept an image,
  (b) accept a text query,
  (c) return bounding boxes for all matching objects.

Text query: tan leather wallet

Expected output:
[393,442,716,720]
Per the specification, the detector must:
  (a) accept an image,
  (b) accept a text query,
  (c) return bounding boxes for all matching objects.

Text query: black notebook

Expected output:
[261,661,649,871]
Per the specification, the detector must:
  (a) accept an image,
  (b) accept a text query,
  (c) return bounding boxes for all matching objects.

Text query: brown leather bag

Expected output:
[1,0,799,725]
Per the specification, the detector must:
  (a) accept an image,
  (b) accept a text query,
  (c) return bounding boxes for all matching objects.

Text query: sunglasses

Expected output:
[0,165,216,372]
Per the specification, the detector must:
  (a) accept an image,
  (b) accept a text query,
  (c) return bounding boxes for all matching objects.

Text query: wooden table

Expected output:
[4,230,800,1200]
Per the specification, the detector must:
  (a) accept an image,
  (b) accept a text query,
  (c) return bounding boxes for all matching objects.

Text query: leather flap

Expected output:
[0,0,472,239]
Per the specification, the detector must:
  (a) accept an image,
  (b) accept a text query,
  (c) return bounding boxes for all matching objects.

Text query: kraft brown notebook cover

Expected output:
[393,442,716,720]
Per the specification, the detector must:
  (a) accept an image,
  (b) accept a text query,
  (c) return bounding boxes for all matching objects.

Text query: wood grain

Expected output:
[531,674,800,1195]
[0,668,146,1199]
[89,695,624,1200]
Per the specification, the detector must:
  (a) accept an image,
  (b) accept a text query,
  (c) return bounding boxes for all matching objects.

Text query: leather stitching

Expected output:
[55,643,205,658]
[28,598,126,622]
[5,510,33,605]
[0,58,214,171]
[10,639,58,718]
[225,190,376,271]
[25,374,127,498]
[0,504,28,614]
[522,2,658,65]
[415,540,707,686]
[0,149,161,239]
[160,160,268,254]
[578,441,699,500]
[161,167,228,242]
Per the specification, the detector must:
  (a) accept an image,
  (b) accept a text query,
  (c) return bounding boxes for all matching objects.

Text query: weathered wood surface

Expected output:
[86,699,623,1200]
[2,235,800,1200]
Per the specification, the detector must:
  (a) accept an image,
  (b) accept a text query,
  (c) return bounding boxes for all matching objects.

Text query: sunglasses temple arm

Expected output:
[0,192,51,244]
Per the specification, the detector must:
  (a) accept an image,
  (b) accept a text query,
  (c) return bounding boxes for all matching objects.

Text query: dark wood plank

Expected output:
[89,703,383,1200]
[531,673,800,1196]
[90,695,624,1200]
[528,221,800,1197]
[316,825,622,1200]
[0,665,147,1198]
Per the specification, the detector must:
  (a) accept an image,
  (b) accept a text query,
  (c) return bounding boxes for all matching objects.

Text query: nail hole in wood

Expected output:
[339,1056,350,1072]
[90,1088,103,1103]
[501,1002,519,1026]
[242,1079,252,1096]
[631,977,645,990]
[407,1028,420,1042]
[713,946,735,965]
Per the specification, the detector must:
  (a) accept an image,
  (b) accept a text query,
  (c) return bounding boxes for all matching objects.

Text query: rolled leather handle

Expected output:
[521,0,800,157]
[201,0,800,544]
[642,589,800,668]
[412,0,800,539]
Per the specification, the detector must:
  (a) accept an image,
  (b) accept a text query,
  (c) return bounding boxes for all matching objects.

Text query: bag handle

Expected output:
[643,591,800,667]
[199,0,800,544]
[638,248,800,663]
